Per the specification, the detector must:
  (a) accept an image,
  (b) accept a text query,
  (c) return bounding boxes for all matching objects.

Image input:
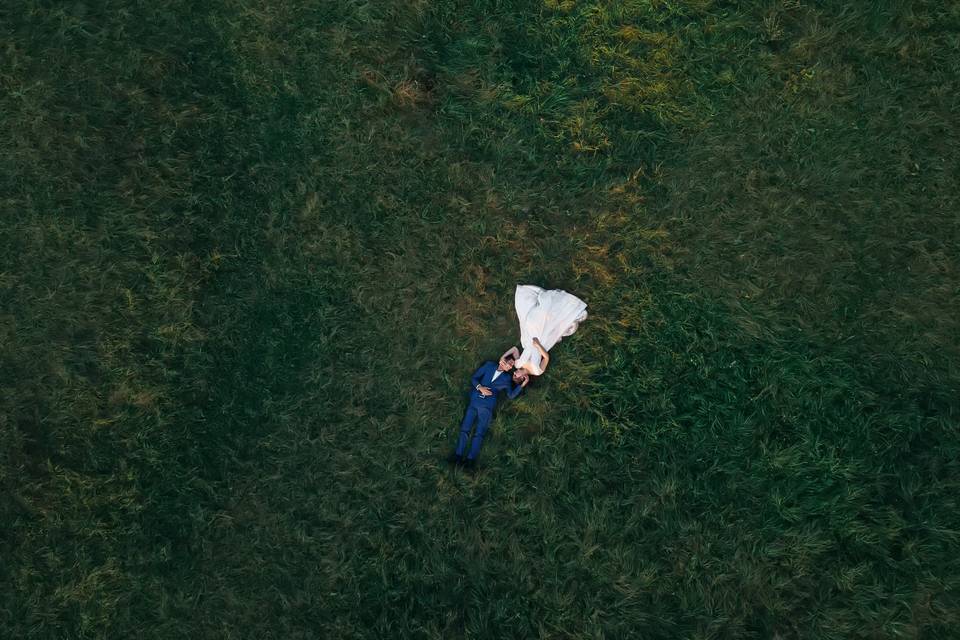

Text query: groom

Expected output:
[448,352,527,470]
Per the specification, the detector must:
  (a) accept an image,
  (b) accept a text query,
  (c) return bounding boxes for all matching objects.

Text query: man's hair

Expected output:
[503,353,516,363]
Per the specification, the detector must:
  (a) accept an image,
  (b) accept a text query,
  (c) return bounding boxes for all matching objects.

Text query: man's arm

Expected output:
[507,374,529,400]
[471,362,490,388]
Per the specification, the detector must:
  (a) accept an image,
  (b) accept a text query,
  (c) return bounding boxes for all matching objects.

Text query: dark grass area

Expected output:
[2,1,959,638]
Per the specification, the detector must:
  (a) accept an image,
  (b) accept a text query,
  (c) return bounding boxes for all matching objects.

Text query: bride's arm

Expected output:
[532,338,549,372]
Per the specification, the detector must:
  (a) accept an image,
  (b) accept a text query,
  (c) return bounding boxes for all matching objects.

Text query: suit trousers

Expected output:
[455,404,494,460]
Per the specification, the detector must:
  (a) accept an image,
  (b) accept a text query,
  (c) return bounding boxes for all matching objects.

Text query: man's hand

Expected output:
[477,385,493,397]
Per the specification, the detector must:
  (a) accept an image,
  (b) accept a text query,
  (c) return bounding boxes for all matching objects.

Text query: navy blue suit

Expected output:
[455,361,523,460]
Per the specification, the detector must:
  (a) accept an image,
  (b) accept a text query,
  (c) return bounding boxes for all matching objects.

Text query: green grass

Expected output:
[2,0,959,637]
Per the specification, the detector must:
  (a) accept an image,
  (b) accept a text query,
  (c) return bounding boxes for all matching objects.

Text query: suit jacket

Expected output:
[468,361,522,410]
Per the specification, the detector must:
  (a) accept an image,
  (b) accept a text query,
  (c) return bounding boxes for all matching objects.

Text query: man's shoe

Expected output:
[446,453,463,466]
[462,458,477,473]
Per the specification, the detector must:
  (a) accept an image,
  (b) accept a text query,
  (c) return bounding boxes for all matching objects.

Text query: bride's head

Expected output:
[512,369,530,385]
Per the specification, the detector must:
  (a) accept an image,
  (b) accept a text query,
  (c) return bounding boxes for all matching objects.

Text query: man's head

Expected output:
[498,354,516,371]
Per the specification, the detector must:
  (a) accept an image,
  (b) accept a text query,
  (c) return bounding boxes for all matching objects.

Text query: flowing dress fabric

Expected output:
[514,285,587,375]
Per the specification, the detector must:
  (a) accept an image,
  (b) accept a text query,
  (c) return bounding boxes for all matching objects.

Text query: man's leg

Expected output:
[466,409,494,461]
[455,406,478,457]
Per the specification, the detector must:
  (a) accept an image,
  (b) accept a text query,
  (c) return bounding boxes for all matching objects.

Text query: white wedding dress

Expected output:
[514,284,587,375]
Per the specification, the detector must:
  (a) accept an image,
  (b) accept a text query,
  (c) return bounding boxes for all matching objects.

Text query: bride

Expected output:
[500,284,587,381]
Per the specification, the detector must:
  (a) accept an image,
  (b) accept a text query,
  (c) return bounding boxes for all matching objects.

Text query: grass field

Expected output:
[2,1,959,638]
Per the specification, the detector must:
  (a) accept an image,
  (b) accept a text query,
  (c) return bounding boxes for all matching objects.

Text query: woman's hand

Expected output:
[532,337,550,372]
[500,346,520,370]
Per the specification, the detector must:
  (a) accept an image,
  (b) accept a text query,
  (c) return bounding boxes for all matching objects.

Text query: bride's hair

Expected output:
[513,368,533,386]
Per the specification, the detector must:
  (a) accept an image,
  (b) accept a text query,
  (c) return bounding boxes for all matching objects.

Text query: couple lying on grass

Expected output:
[448,285,587,471]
